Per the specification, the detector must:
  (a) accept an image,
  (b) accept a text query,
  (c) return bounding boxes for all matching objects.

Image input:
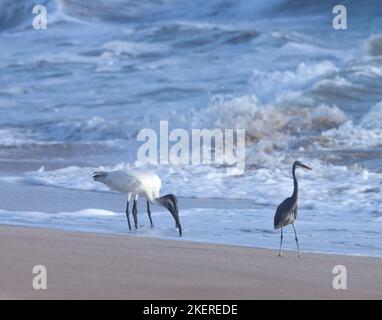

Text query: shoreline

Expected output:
[1,222,382,260]
[0,225,381,299]
[0,179,381,258]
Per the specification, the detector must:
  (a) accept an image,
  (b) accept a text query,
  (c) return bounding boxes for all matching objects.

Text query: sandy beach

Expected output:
[0,225,381,300]
[1,0,382,303]
[0,174,381,300]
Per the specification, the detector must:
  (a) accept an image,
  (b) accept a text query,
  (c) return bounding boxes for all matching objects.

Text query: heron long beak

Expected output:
[300,163,312,171]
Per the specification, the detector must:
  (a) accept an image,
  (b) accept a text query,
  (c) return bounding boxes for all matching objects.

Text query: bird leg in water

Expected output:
[292,223,301,258]
[133,199,138,229]
[147,200,154,228]
[125,200,132,231]
[278,227,283,257]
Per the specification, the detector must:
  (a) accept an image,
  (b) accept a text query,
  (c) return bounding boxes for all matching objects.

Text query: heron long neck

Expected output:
[292,164,298,200]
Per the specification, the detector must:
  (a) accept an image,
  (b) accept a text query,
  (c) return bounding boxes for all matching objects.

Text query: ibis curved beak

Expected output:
[167,205,182,236]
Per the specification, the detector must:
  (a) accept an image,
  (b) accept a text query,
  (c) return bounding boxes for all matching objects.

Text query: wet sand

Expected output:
[0,225,381,300]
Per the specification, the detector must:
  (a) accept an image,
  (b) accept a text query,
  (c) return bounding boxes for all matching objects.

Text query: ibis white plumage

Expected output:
[92,170,182,236]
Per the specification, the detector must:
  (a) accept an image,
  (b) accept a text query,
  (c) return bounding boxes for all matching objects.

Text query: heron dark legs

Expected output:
[133,197,138,229]
[292,223,301,258]
[278,227,283,257]
[147,200,154,227]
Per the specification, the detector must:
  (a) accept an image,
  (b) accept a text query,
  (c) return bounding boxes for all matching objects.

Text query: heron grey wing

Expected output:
[294,206,298,219]
[274,204,284,229]
[274,197,297,229]
[274,197,291,228]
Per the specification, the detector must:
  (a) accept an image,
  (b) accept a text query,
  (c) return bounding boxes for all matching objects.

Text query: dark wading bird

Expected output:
[92,170,182,236]
[274,161,312,258]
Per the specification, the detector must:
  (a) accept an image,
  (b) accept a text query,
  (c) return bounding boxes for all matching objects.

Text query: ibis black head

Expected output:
[159,194,182,236]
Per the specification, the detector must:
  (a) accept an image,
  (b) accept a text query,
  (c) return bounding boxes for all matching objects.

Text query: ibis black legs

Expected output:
[133,199,138,229]
[147,201,154,228]
[125,197,138,230]
[124,197,181,236]
[125,198,154,230]
[125,200,132,231]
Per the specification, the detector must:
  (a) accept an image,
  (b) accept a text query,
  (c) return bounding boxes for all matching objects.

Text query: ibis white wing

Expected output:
[97,170,162,201]
[101,170,143,193]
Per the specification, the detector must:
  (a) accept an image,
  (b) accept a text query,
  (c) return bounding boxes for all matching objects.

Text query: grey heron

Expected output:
[274,161,312,258]
[93,170,182,236]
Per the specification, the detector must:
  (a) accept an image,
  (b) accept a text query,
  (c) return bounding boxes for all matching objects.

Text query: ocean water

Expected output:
[0,0,382,256]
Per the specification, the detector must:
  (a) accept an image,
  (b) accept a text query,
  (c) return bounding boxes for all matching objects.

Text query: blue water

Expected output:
[0,0,382,256]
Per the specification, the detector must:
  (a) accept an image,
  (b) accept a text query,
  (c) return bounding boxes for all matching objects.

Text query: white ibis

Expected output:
[93,170,182,236]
